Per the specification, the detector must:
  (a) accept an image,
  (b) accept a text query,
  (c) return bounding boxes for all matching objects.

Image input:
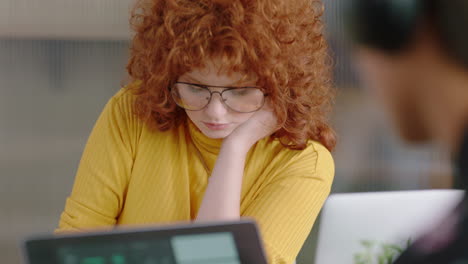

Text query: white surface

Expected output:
[315,190,464,264]
[0,0,133,40]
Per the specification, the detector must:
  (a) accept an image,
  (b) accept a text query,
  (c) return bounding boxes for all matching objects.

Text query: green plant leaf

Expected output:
[354,238,412,264]
[360,240,376,249]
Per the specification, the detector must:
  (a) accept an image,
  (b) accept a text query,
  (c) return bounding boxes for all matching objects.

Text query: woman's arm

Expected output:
[196,105,278,221]
[195,140,248,221]
[57,90,139,232]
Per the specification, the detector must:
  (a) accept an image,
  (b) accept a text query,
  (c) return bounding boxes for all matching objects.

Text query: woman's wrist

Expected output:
[222,136,253,155]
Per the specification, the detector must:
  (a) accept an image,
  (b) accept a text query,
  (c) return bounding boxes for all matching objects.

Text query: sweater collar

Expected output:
[187,120,223,156]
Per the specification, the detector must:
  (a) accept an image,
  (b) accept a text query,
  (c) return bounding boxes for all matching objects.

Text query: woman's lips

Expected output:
[203,122,230,130]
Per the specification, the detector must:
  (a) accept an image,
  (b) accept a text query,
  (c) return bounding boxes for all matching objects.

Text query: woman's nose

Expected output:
[204,92,228,117]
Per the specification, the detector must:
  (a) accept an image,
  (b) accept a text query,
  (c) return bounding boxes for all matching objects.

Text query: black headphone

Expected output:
[345,0,468,68]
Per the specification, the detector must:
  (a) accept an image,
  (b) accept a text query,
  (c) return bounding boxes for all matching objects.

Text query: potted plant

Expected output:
[354,239,412,264]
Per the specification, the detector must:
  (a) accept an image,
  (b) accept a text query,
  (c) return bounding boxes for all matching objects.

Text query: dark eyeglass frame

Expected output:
[170,81,268,113]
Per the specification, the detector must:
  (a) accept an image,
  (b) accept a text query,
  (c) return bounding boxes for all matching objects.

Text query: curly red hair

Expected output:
[127,0,336,151]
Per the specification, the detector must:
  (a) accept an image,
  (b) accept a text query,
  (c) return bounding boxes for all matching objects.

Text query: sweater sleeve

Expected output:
[242,143,334,264]
[56,89,140,232]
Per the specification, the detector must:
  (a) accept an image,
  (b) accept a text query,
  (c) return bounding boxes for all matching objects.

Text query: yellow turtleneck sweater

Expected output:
[57,88,334,264]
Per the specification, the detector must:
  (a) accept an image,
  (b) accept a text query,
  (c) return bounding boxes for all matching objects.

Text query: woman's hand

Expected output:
[224,103,279,151]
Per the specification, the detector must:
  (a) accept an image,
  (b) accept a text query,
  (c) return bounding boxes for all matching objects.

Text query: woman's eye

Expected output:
[189,86,205,93]
[232,89,249,96]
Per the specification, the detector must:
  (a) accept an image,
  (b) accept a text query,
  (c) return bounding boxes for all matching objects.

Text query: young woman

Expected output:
[57,0,336,262]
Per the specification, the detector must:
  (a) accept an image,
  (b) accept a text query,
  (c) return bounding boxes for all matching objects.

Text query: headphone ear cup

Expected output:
[434,0,468,68]
[346,0,423,53]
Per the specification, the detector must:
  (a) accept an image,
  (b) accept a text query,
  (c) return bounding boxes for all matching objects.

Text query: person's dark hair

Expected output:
[346,0,468,67]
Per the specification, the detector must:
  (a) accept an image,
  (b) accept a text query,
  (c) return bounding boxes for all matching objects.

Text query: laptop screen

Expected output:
[56,232,240,264]
[24,220,267,264]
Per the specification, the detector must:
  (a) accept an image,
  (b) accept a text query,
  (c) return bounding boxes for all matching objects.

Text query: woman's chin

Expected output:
[201,130,231,139]
[198,126,235,139]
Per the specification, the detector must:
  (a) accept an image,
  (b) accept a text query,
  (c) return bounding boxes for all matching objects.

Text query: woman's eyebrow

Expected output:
[181,76,197,83]
[180,75,208,85]
[182,75,255,87]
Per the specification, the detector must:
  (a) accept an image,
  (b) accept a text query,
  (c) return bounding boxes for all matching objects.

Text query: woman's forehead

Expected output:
[180,60,258,86]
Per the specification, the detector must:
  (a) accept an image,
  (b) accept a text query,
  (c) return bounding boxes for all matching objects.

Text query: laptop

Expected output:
[314,190,464,264]
[22,219,267,264]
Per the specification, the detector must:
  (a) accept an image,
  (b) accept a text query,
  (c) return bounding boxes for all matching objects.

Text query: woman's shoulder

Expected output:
[289,140,333,171]
[97,87,137,130]
[108,82,140,108]
[260,137,333,160]
[255,138,334,177]
[302,140,335,176]
[108,81,179,133]
[305,140,334,161]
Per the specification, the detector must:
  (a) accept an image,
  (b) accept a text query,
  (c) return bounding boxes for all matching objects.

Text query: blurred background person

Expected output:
[346,0,468,263]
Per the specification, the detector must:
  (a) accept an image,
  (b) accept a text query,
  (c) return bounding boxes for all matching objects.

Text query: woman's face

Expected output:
[177,60,258,139]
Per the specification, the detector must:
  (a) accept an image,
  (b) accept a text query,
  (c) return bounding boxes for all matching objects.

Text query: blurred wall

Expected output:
[0,1,452,264]
[0,40,129,262]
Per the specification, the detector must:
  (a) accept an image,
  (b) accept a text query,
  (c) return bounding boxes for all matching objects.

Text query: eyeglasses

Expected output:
[170,82,267,113]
